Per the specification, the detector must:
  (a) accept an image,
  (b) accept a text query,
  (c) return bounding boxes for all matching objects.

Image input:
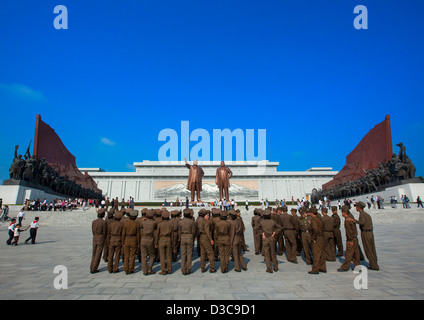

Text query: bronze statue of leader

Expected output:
[216,161,233,201]
[184,158,204,202]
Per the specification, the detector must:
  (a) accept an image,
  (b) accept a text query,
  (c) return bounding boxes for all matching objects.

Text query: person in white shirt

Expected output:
[25,217,40,244]
[6,218,16,245]
[12,223,29,246]
[17,208,25,225]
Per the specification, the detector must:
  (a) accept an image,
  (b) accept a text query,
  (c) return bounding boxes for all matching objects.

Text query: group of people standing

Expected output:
[251,201,379,274]
[90,207,248,275]
[90,201,379,276]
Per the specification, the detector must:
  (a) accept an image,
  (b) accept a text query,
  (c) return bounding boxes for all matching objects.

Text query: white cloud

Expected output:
[0,83,46,102]
[100,137,116,146]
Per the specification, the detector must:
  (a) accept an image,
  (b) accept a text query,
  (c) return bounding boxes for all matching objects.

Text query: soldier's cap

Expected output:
[254,208,261,215]
[220,210,229,217]
[97,208,106,217]
[261,210,271,217]
[331,206,338,211]
[154,209,162,216]
[356,201,366,209]
[341,205,350,213]
[183,208,193,216]
[146,210,155,218]
[299,207,306,214]
[108,208,116,215]
[290,208,297,213]
[211,208,221,215]
[161,210,170,219]
[141,208,148,215]
[235,209,240,214]
[171,210,181,216]
[281,205,288,212]
[198,209,207,215]
[310,207,318,215]
[228,209,237,216]
[114,211,124,220]
[276,207,283,212]
[125,208,132,214]
[321,207,328,213]
[129,210,139,218]
[306,208,312,213]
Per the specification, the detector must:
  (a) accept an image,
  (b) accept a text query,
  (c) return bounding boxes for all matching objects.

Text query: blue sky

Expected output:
[0,0,423,182]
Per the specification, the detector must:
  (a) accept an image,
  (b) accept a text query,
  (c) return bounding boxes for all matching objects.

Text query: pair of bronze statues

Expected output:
[185,159,232,202]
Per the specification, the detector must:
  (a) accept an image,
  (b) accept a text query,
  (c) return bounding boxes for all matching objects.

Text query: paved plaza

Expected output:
[1,205,424,300]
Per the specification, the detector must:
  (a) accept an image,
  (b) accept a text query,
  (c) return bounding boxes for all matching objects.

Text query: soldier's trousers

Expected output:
[108,239,122,272]
[262,236,278,270]
[284,230,297,262]
[311,236,326,273]
[232,235,247,271]
[323,231,336,261]
[123,238,137,274]
[301,232,313,265]
[158,237,173,273]
[333,228,343,255]
[141,237,156,273]
[340,238,360,271]
[180,234,194,274]
[217,235,230,272]
[275,231,284,255]
[253,231,262,254]
[361,231,379,270]
[172,233,179,261]
[90,239,104,272]
[199,234,215,271]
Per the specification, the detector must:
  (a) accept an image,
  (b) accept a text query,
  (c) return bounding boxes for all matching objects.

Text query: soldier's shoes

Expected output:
[289,260,298,264]
[273,267,278,272]
[319,269,327,273]
[266,268,273,273]
[234,269,241,272]
[148,270,156,275]
[308,271,319,275]
[90,270,99,274]
[242,267,247,271]
[255,252,260,255]
[209,269,217,273]
[337,268,348,272]
[159,271,167,275]
[201,269,207,273]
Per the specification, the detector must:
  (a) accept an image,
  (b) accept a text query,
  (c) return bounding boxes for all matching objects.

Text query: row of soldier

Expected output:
[252,202,379,274]
[90,207,248,275]
[90,202,379,275]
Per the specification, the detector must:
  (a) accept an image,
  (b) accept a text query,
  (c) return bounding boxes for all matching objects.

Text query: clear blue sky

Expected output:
[0,0,423,182]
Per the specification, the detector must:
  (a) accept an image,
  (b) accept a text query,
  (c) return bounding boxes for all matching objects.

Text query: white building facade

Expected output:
[80,161,338,203]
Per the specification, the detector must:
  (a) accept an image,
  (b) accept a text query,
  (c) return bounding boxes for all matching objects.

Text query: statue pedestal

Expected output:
[0,180,67,205]
[331,182,424,205]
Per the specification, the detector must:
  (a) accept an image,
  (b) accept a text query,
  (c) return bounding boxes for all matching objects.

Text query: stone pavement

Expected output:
[0,205,424,300]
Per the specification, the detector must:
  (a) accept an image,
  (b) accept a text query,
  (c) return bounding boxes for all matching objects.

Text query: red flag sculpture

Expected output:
[33,114,101,193]
[323,115,393,191]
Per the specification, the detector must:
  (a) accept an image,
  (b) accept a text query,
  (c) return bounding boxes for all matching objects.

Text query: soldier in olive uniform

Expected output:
[331,206,343,257]
[107,210,123,273]
[338,205,360,272]
[140,210,157,275]
[178,208,197,275]
[90,208,107,274]
[122,210,140,275]
[298,207,313,265]
[308,208,326,274]
[280,206,298,263]
[229,210,247,272]
[156,210,174,275]
[254,210,283,273]
[354,201,379,270]
[251,208,262,255]
[321,207,336,261]
[170,210,181,262]
[197,209,216,273]
[215,210,233,273]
